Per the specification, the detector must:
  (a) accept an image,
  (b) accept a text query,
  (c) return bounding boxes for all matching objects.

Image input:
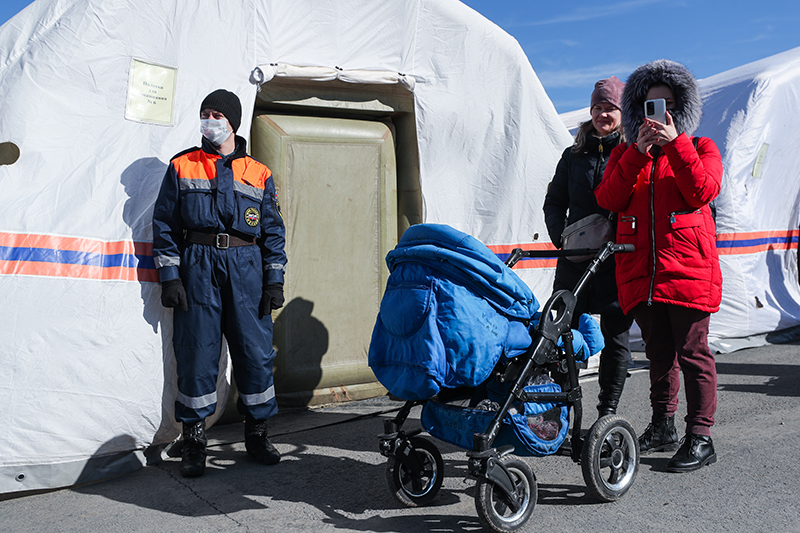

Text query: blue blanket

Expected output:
[368,224,601,400]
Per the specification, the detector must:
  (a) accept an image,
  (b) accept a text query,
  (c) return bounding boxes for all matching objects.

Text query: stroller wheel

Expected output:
[475,457,536,533]
[385,436,444,507]
[581,415,639,502]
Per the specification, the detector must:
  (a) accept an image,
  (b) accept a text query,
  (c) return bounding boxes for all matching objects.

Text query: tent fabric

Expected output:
[251,63,416,91]
[0,0,572,493]
[694,47,800,351]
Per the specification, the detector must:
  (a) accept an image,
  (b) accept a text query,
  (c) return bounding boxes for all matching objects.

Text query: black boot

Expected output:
[180,420,207,478]
[638,413,679,454]
[596,352,629,417]
[245,415,281,465]
[666,434,717,472]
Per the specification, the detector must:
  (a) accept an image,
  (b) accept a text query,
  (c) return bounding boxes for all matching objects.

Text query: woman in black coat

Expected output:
[543,76,634,417]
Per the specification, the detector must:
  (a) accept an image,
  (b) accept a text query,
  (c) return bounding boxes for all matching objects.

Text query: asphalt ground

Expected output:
[2,342,799,533]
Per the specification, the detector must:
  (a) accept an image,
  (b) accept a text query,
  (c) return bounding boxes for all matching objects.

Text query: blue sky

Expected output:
[459,0,800,112]
[2,0,799,113]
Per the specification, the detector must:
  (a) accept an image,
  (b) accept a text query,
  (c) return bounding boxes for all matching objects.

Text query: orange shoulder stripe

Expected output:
[232,157,271,189]
[172,150,219,181]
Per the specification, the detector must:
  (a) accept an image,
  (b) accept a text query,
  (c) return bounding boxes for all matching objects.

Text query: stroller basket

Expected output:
[421,382,569,456]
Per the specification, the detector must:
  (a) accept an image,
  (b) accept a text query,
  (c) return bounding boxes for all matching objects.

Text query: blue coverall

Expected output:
[153,136,286,423]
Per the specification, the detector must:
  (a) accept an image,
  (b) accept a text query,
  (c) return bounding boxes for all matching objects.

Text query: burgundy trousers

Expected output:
[632,302,717,436]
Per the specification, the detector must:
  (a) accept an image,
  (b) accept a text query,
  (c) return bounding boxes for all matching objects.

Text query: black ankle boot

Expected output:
[245,415,280,465]
[666,434,717,472]
[180,420,207,477]
[638,413,679,454]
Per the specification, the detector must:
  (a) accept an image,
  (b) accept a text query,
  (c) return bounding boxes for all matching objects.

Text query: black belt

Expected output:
[185,231,256,249]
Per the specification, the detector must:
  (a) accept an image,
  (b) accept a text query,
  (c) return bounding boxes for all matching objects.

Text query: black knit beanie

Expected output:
[200,89,242,133]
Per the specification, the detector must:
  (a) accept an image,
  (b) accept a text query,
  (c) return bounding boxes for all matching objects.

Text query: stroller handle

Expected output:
[504,241,634,268]
[611,243,635,253]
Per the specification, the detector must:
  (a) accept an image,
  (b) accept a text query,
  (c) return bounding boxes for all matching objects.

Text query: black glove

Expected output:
[160,279,188,312]
[259,283,285,319]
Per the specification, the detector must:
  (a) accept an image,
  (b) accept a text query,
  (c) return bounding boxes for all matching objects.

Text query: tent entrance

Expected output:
[249,79,421,406]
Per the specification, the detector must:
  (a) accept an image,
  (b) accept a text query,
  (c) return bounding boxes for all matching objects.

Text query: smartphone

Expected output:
[644,98,667,124]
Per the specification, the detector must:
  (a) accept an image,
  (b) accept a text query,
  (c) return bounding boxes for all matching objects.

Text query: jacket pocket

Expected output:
[179,189,215,229]
[614,215,647,281]
[617,215,637,236]
[669,210,703,229]
[668,210,706,262]
[368,280,445,400]
[378,281,435,337]
[232,191,262,237]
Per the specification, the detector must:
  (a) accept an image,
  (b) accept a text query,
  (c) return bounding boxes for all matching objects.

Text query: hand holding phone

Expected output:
[644,98,667,124]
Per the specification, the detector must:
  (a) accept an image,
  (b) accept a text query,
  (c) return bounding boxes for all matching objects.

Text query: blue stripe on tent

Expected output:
[716,235,798,249]
[0,246,155,269]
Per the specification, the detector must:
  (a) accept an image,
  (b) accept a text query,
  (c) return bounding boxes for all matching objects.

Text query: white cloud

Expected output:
[537,63,639,88]
[511,0,668,27]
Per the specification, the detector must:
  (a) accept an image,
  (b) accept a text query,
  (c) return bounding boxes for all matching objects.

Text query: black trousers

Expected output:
[554,259,633,412]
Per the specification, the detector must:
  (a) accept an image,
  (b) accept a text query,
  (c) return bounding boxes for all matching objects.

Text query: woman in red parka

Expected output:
[595,59,722,473]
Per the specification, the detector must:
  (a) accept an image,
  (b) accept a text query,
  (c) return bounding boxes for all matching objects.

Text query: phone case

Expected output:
[644,99,667,124]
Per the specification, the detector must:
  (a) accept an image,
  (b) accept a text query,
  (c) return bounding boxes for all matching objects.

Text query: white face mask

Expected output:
[200,119,232,146]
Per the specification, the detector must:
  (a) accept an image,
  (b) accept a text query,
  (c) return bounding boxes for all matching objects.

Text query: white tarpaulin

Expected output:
[695,47,800,351]
[0,0,571,493]
[558,49,800,351]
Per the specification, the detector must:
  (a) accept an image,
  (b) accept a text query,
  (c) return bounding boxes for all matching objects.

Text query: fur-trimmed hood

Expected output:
[621,59,702,142]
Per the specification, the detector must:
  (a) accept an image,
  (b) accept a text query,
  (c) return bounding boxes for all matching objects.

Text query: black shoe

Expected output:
[245,416,281,465]
[180,421,207,477]
[639,414,679,454]
[666,434,717,472]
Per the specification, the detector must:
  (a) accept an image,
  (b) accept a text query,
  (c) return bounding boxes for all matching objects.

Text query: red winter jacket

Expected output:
[595,133,722,314]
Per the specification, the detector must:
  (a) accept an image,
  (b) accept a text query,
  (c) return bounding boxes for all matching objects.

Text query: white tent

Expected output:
[696,47,800,351]
[557,49,800,351]
[0,0,571,493]
[558,107,587,137]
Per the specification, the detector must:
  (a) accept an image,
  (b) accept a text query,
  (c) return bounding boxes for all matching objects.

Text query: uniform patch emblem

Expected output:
[244,207,260,227]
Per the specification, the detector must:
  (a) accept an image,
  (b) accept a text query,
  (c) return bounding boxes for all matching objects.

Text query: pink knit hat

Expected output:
[591,76,625,108]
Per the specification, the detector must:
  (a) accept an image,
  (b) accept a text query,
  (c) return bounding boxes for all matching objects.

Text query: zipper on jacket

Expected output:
[669,208,701,224]
[647,153,658,305]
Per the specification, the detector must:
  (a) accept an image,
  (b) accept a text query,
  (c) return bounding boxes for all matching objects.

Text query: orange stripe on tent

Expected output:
[0,260,158,282]
[0,232,153,255]
[718,242,796,255]
[511,258,558,269]
[716,229,798,241]
[487,242,558,269]
[487,242,556,254]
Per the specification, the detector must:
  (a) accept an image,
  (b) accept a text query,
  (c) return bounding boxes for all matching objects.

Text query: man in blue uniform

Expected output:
[153,89,287,477]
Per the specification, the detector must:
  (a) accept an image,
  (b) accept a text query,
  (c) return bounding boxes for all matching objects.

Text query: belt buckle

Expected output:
[215,233,230,249]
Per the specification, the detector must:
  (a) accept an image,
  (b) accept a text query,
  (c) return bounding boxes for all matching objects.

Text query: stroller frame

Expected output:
[378,242,639,532]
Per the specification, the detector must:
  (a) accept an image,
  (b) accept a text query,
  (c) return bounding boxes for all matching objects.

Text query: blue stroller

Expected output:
[368,224,639,533]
